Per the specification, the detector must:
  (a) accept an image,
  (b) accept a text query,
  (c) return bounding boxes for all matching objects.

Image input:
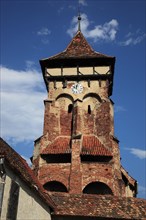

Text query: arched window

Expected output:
[68,104,73,113]
[88,105,91,114]
[43,181,67,192]
[83,182,113,195]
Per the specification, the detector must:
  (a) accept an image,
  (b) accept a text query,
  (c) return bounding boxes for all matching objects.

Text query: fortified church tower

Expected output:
[32,16,137,199]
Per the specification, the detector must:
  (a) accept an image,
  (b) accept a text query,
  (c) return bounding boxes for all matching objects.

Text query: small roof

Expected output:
[41,136,71,154]
[41,135,112,157]
[0,137,55,210]
[81,135,112,156]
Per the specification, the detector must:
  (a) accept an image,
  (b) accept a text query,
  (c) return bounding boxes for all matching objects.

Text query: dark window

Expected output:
[6,180,20,219]
[44,181,67,192]
[88,105,91,114]
[68,104,73,113]
[0,175,6,215]
[83,181,113,195]
[122,173,128,186]
[81,155,112,162]
[41,154,71,163]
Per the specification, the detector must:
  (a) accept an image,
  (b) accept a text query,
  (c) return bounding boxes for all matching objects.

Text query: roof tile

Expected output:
[41,136,71,154]
[81,135,112,156]
[51,193,146,219]
[47,31,114,60]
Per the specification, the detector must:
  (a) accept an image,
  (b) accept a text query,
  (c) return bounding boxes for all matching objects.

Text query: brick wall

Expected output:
[39,164,70,190]
[32,76,136,197]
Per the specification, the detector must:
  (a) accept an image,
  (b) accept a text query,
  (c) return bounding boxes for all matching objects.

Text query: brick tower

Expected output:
[32,18,137,198]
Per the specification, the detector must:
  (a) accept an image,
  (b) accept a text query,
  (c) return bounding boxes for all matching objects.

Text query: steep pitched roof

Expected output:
[40,30,115,96]
[81,135,112,156]
[44,31,114,60]
[0,137,55,210]
[41,136,71,154]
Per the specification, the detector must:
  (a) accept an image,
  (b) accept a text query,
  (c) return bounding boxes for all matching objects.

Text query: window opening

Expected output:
[99,80,101,87]
[68,104,73,113]
[88,105,91,114]
[6,180,20,219]
[83,182,113,195]
[44,181,67,192]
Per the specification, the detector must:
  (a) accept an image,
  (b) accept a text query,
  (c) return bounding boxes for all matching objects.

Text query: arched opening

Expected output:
[43,181,67,192]
[83,181,113,195]
[88,105,91,114]
[68,104,73,113]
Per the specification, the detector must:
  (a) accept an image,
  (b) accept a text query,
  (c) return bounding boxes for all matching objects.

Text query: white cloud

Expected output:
[120,32,146,46]
[41,38,49,44]
[37,27,51,36]
[25,60,36,70]
[138,185,146,197]
[1,66,46,143]
[121,38,133,46]
[68,5,76,10]
[57,6,65,14]
[114,105,126,113]
[79,0,87,6]
[37,27,51,44]
[67,13,119,42]
[127,148,146,159]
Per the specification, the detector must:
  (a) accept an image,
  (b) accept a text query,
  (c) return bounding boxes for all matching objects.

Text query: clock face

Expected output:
[71,83,83,94]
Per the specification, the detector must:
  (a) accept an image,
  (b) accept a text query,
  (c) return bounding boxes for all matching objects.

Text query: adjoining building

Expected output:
[0,138,54,220]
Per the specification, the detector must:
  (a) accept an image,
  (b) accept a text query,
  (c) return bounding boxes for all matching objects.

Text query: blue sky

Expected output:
[1,0,146,198]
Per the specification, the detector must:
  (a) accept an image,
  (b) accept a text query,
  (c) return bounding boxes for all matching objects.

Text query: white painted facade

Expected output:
[0,165,52,220]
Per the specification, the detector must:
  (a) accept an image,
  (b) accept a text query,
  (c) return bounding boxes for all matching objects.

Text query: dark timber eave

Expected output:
[39,30,116,96]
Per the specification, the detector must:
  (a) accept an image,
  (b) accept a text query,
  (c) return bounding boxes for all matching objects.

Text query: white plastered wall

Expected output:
[0,166,51,220]
[46,66,110,76]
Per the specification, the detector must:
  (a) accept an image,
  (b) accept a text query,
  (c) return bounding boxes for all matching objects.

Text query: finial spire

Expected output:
[78,10,81,31]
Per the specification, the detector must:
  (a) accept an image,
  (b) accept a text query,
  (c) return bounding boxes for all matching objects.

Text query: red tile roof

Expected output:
[0,137,55,210]
[81,135,112,156]
[51,193,146,219]
[41,136,71,154]
[41,135,111,156]
[46,31,114,60]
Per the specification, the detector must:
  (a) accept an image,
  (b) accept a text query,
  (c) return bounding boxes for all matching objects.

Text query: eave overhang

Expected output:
[40,56,115,96]
[39,31,115,96]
